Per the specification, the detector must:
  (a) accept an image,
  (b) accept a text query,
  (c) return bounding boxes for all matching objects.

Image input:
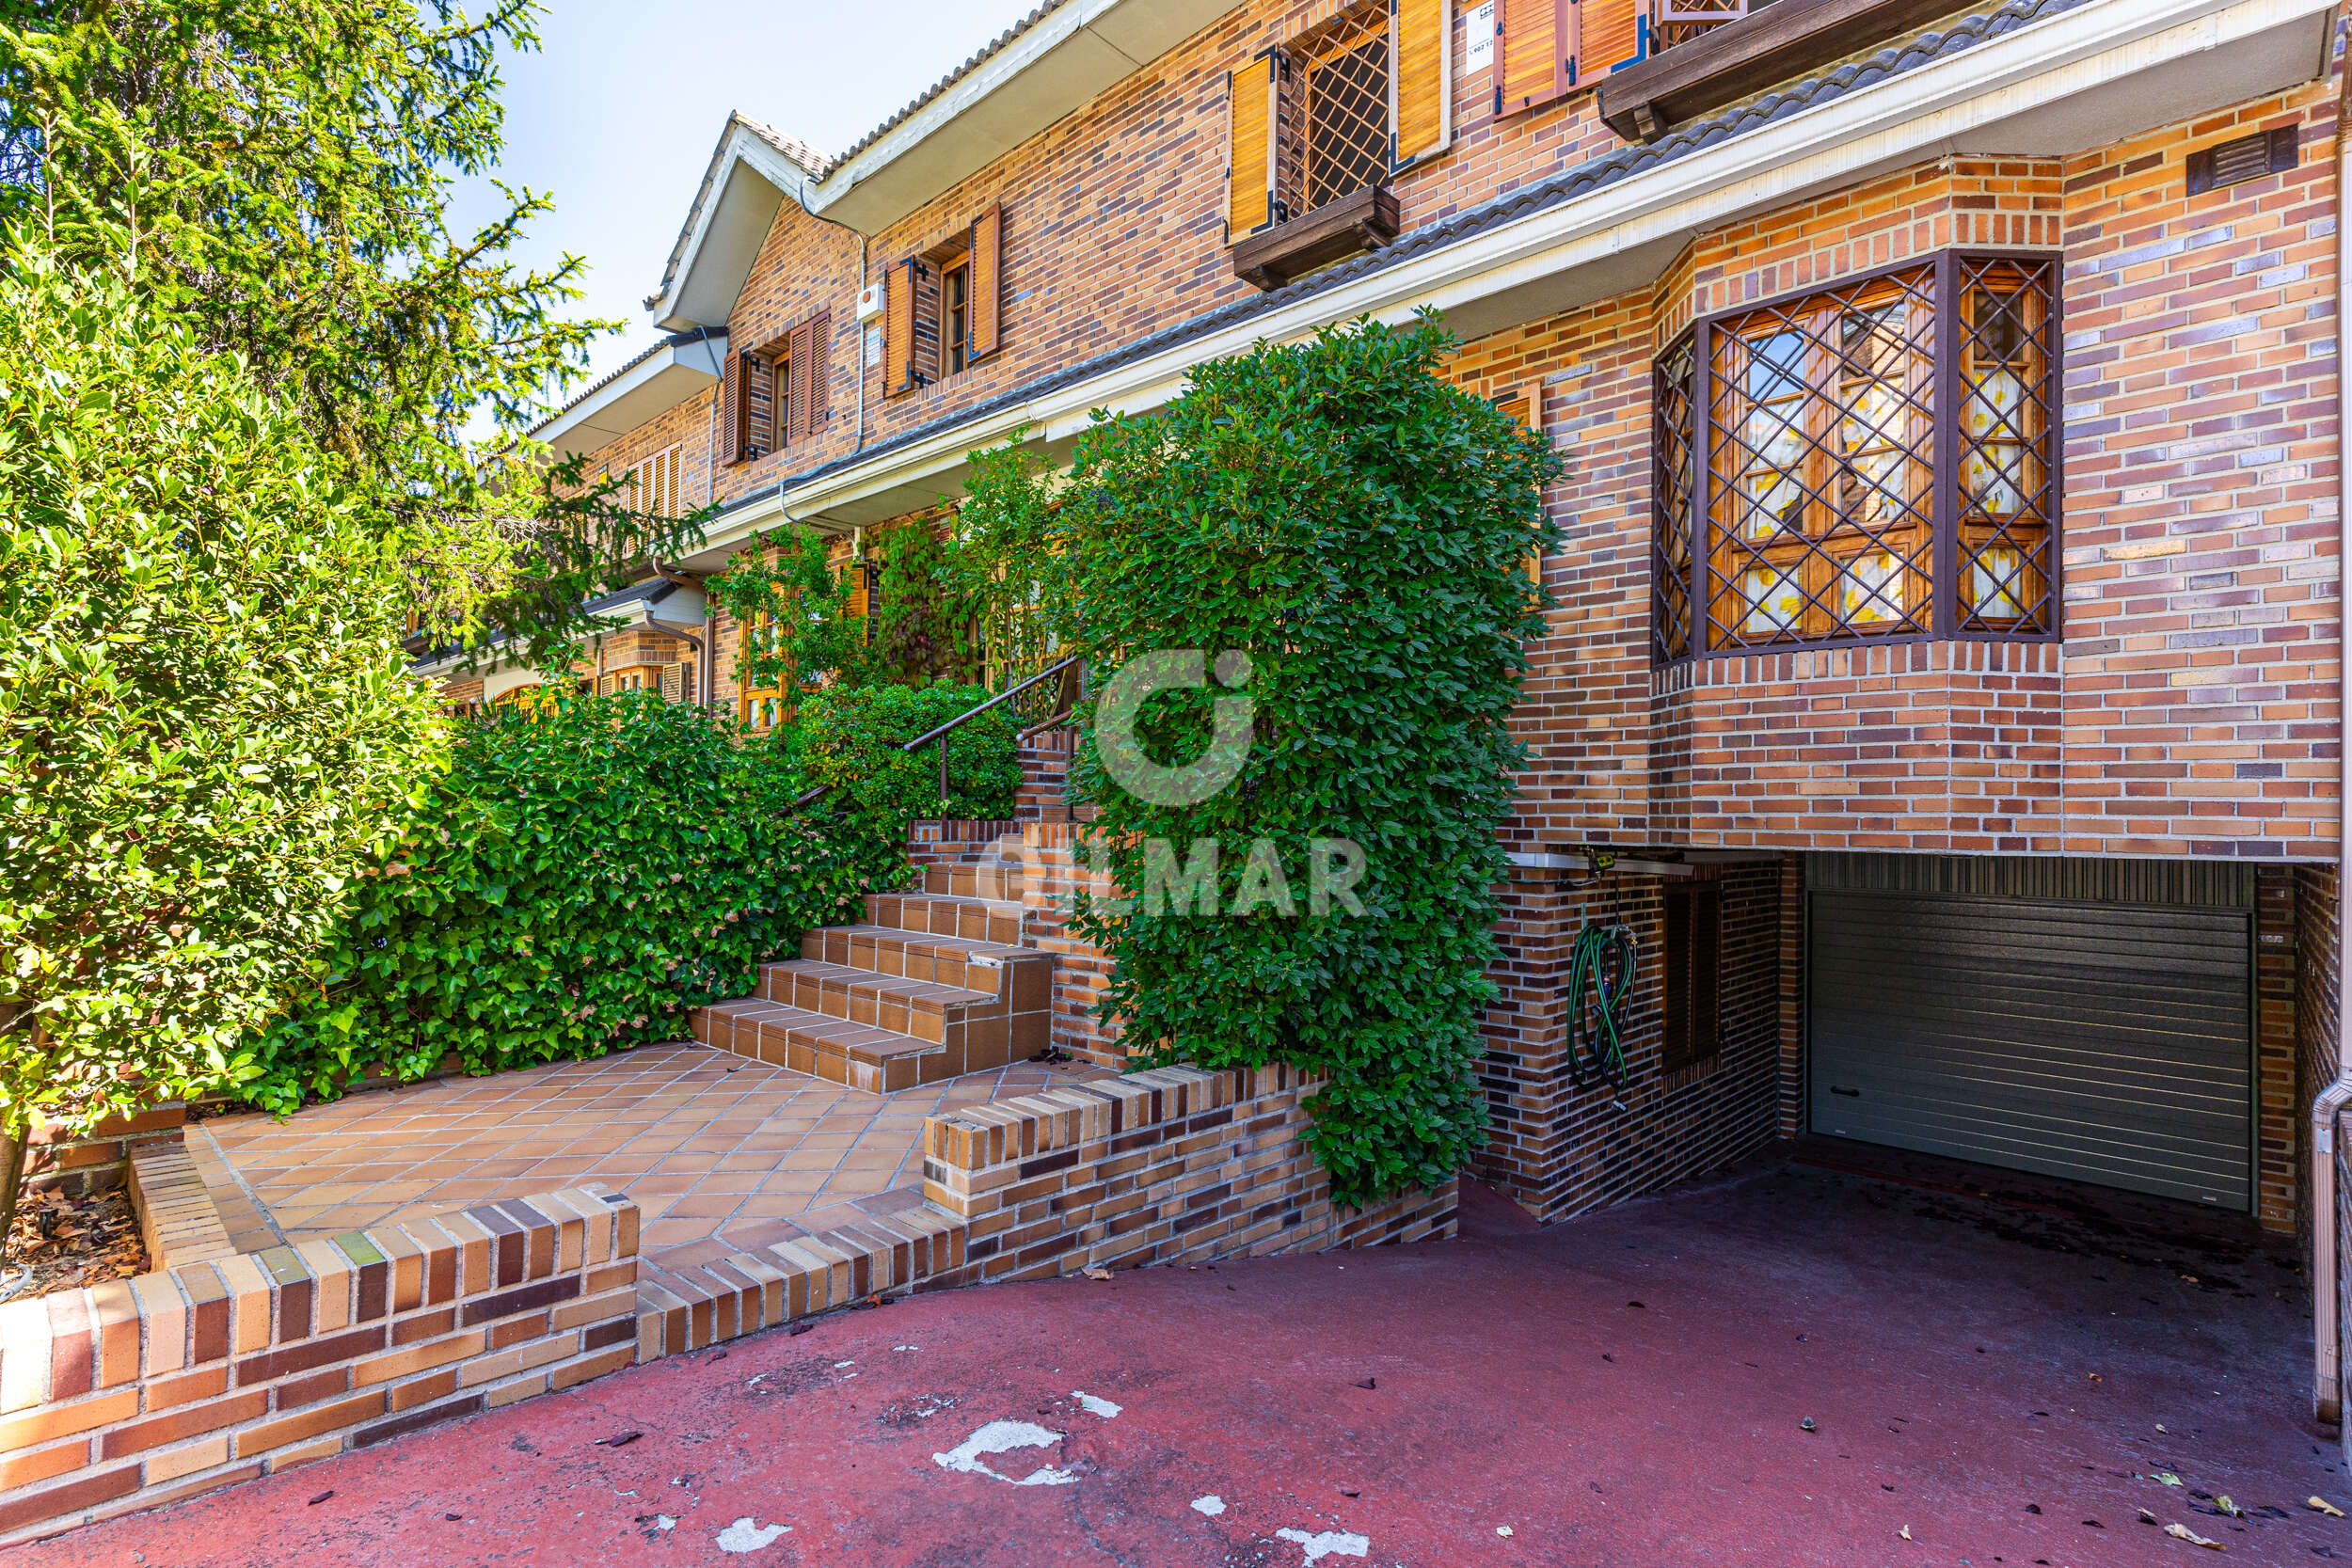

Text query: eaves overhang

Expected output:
[668,0,2329,570]
[804,0,1246,235]
[532,331,730,461]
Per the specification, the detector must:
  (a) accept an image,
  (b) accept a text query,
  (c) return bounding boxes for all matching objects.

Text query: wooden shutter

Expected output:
[967,205,1003,361]
[1498,0,1573,115]
[1226,53,1279,240]
[1391,0,1453,168]
[720,349,749,464]
[1580,0,1646,80]
[1662,881,1722,1074]
[1494,381,1546,583]
[844,552,870,631]
[884,258,918,398]
[806,310,831,430]
[784,321,814,445]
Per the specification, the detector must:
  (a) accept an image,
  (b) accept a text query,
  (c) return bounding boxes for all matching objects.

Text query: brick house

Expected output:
[433,0,2352,1413]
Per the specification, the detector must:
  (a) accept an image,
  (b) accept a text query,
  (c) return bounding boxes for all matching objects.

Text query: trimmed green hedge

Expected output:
[236,692,872,1112]
[798,683,1023,883]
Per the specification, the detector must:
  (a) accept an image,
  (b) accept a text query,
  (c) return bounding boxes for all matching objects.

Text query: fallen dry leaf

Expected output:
[2164,1522,2225,1550]
[1897,1525,1913,1541]
[2312,1497,2347,1519]
[1082,1267,1112,1281]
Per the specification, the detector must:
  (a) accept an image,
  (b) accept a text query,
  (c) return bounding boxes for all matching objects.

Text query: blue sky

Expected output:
[453,0,1041,420]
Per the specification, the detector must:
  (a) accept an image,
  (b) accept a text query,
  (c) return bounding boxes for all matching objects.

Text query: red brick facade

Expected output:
[504,0,2344,1238]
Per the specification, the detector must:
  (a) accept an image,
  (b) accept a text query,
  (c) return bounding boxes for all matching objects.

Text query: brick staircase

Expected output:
[689,858,1057,1092]
[689,723,1128,1089]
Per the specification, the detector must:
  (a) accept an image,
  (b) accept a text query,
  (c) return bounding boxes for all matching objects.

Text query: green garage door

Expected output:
[1807,891,2252,1210]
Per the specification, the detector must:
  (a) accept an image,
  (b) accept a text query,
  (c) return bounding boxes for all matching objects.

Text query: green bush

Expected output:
[238,692,871,1113]
[798,684,1024,885]
[0,251,444,1162]
[1057,314,1561,1207]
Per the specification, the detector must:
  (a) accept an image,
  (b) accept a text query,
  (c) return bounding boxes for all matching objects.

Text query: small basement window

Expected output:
[1661,881,1721,1075]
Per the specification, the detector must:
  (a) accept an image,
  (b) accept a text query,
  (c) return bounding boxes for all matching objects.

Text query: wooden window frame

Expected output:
[737,612,786,731]
[940,254,971,378]
[1649,250,2063,663]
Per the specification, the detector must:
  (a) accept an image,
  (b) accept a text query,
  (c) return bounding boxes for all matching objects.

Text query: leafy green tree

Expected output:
[1057,315,1560,1206]
[0,0,691,658]
[0,252,446,1238]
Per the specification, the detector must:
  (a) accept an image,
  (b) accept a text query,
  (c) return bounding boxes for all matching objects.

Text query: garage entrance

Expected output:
[1806,855,2254,1212]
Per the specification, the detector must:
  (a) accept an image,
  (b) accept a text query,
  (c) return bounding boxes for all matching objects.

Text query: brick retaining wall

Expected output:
[920,1064,1455,1276]
[0,1188,640,1544]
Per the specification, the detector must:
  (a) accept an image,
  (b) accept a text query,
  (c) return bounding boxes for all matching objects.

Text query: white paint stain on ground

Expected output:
[1276,1528,1369,1563]
[1191,1496,1227,1516]
[1073,1391,1122,1418]
[932,1420,1078,1486]
[652,1515,676,1531]
[713,1517,789,1552]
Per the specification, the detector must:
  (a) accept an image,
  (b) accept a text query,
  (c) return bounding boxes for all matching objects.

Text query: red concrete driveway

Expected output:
[19,1158,2344,1566]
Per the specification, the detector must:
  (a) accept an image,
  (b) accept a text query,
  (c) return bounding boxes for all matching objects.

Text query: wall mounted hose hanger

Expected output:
[1568,922,1638,1093]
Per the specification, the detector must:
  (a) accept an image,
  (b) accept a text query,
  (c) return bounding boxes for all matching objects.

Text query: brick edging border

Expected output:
[0,1188,641,1544]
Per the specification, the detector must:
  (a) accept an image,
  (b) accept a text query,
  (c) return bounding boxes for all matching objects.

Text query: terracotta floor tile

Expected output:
[622,1174,705,1196]
[208,1038,1111,1257]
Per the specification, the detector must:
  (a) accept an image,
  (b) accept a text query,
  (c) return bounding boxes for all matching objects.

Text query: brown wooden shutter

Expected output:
[1495,380,1546,584]
[1391,0,1453,168]
[806,309,831,430]
[967,205,1004,362]
[1226,53,1278,240]
[884,258,918,398]
[1579,0,1645,81]
[784,321,814,445]
[1498,0,1573,115]
[1661,881,1722,1074]
[720,348,749,464]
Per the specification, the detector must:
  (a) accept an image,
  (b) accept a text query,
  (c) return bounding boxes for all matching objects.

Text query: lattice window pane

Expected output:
[1655,0,1756,51]
[1275,4,1391,221]
[1704,265,1937,651]
[1651,336,1697,662]
[1955,256,2058,635]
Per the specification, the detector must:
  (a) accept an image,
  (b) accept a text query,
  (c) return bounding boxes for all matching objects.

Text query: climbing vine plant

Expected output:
[1054,314,1562,1208]
[706,444,1074,715]
[702,525,866,706]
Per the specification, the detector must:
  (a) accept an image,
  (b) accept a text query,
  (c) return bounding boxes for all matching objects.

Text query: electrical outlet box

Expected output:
[855,281,884,323]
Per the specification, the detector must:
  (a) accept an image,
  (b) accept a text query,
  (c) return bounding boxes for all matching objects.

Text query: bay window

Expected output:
[1651,253,2058,660]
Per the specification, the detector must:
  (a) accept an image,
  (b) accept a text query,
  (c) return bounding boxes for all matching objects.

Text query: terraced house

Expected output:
[428,0,2352,1416]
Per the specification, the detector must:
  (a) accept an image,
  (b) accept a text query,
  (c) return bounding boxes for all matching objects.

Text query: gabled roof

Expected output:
[647,0,1242,328]
[646,114,836,331]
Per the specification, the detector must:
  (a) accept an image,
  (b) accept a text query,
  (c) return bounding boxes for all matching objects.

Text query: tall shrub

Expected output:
[799,684,1025,886]
[0,253,445,1224]
[239,693,870,1114]
[1058,315,1560,1206]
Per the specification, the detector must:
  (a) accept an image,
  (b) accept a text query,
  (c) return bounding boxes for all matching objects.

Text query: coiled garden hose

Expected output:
[1568,922,1638,1091]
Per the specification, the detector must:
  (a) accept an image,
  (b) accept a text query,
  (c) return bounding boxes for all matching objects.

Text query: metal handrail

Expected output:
[791,654,1081,812]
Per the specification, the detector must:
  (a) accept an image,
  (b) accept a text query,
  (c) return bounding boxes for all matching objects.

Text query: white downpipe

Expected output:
[2313,20,2352,1426]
